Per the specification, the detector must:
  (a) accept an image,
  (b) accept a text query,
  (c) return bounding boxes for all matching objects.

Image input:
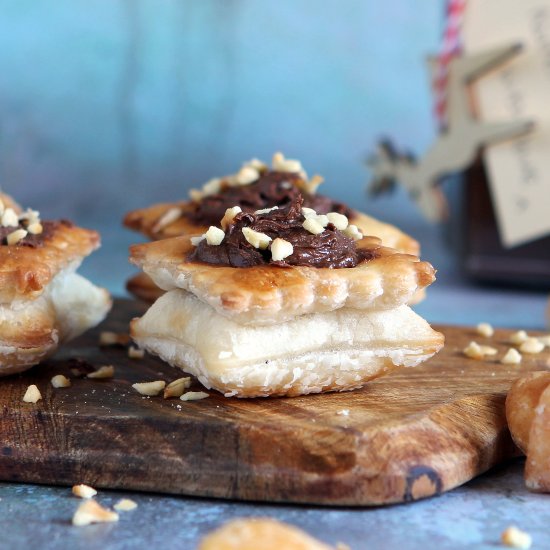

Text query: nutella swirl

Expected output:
[191,196,377,269]
[187,170,352,226]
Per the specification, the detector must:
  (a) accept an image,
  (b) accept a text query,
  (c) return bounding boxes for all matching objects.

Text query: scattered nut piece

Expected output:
[479,345,498,356]
[303,217,325,235]
[1,207,19,227]
[113,498,138,512]
[51,374,71,389]
[205,226,225,246]
[301,207,317,218]
[270,238,294,261]
[272,152,303,173]
[23,384,42,403]
[327,212,349,230]
[235,165,259,185]
[132,380,166,396]
[180,391,209,401]
[221,206,242,230]
[152,207,182,233]
[27,222,43,235]
[87,365,115,379]
[538,335,550,347]
[463,341,485,360]
[0,198,4,214]
[501,348,522,365]
[72,484,97,499]
[99,331,130,347]
[72,499,119,527]
[343,224,363,241]
[477,322,494,338]
[510,330,529,345]
[303,174,324,194]
[190,234,206,246]
[520,338,545,355]
[164,377,192,399]
[128,346,145,359]
[244,158,267,171]
[242,227,272,249]
[501,526,532,549]
[202,177,222,196]
[189,188,203,202]
[254,206,279,215]
[6,229,28,246]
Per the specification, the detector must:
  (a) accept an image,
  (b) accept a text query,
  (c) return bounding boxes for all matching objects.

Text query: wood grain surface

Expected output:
[1,299,548,506]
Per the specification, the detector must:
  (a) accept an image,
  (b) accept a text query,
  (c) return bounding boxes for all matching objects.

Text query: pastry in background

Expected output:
[0,194,112,375]
[130,195,443,398]
[124,153,420,302]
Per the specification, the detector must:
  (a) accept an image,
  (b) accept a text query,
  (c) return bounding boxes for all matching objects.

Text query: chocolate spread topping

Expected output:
[0,220,70,247]
[188,170,352,226]
[191,196,377,268]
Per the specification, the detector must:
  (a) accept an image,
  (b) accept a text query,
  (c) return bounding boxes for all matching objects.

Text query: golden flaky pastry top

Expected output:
[124,201,419,256]
[130,234,435,326]
[0,220,100,304]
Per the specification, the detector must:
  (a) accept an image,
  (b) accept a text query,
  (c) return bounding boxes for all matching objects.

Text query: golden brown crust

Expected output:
[126,272,165,303]
[0,222,100,303]
[130,234,435,325]
[124,200,420,255]
[198,518,334,550]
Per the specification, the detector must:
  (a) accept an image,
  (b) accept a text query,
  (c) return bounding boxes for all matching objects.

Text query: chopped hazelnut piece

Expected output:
[99,331,130,347]
[538,335,550,347]
[180,391,209,401]
[501,348,522,365]
[51,374,71,389]
[132,380,166,396]
[189,188,203,202]
[303,217,325,235]
[128,346,145,359]
[152,207,182,233]
[72,484,97,499]
[1,207,19,227]
[220,206,242,230]
[164,377,192,398]
[242,227,272,249]
[244,158,267,171]
[235,165,259,185]
[271,238,294,261]
[205,226,225,246]
[27,222,43,235]
[0,198,4,215]
[23,384,42,403]
[510,330,529,345]
[327,212,349,230]
[272,152,303,174]
[343,224,363,241]
[254,206,279,215]
[87,365,115,379]
[202,177,222,196]
[501,526,532,549]
[463,341,485,360]
[479,345,498,356]
[6,229,28,246]
[72,499,119,526]
[303,174,324,194]
[477,322,494,338]
[520,338,545,354]
[113,498,138,512]
[190,234,206,246]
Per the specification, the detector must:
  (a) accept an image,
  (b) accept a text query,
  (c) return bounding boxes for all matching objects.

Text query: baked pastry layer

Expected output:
[130,235,435,326]
[131,290,444,397]
[0,268,111,375]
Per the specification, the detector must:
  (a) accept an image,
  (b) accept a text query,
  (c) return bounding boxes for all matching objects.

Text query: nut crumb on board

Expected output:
[72,499,119,527]
[22,385,41,403]
[519,338,545,355]
[180,391,209,402]
[501,526,532,549]
[51,374,71,388]
[72,484,97,499]
[113,498,138,512]
[477,322,494,337]
[463,341,486,360]
[501,348,522,365]
[87,365,115,379]
[164,377,192,399]
[132,381,166,396]
[99,331,130,347]
[510,330,529,345]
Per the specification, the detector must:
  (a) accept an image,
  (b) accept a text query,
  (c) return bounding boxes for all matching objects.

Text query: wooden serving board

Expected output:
[1,299,548,506]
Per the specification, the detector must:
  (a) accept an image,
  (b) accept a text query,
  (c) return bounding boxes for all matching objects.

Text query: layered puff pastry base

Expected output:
[130,234,443,398]
[0,199,111,375]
